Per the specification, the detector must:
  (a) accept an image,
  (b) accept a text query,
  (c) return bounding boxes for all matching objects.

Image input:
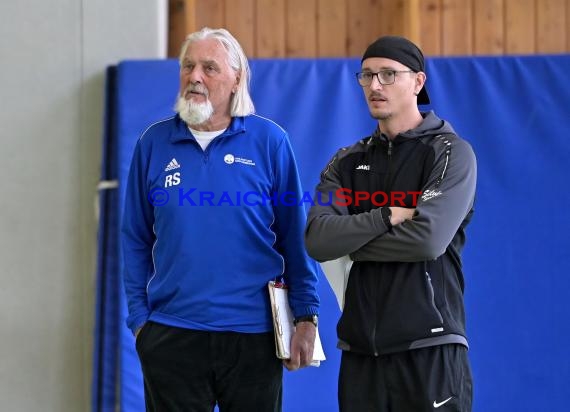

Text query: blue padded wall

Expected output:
[93,55,570,412]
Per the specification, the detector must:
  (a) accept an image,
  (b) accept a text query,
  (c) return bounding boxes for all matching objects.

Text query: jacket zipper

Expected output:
[383,140,393,188]
[372,139,393,356]
[201,136,219,163]
[371,275,379,356]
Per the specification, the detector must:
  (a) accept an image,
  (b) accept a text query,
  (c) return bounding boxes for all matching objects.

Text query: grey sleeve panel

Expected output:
[305,150,390,262]
[351,136,477,262]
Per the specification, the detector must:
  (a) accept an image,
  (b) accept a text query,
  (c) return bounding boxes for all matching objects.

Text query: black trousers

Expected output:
[339,344,473,412]
[136,321,283,412]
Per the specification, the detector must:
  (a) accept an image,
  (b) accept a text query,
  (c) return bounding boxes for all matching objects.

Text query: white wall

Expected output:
[0,1,166,410]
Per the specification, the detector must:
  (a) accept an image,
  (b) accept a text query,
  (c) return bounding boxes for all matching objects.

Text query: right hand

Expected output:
[390,207,415,225]
[283,322,316,371]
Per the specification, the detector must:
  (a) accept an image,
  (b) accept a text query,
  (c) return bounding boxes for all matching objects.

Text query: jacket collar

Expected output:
[169,114,246,143]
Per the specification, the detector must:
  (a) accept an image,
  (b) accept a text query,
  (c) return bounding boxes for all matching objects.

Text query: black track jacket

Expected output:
[305,111,477,355]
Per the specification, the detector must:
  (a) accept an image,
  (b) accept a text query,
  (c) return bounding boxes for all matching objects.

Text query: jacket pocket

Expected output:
[135,321,152,352]
[425,270,444,324]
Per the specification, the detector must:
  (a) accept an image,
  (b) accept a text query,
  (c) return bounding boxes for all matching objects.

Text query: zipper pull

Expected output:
[387,140,393,156]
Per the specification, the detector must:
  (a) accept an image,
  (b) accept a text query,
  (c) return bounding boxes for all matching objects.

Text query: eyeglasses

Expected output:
[356,70,414,87]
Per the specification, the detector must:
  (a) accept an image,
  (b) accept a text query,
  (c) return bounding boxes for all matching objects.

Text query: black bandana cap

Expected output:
[361,35,430,105]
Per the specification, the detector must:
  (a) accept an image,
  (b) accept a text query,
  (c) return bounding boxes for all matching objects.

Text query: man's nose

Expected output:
[185,67,203,83]
[370,74,384,90]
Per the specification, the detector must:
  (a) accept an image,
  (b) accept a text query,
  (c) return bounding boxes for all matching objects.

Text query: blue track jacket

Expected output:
[122,114,319,334]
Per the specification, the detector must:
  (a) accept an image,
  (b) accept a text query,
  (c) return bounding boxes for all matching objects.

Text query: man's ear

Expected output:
[233,75,241,93]
[415,72,426,95]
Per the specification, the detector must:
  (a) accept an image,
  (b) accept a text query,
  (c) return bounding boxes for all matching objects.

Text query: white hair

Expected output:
[179,27,255,117]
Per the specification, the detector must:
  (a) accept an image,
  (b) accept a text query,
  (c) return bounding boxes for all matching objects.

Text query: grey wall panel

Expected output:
[0,1,166,410]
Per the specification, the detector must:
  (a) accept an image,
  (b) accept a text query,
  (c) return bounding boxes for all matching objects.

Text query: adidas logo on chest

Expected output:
[165,158,181,171]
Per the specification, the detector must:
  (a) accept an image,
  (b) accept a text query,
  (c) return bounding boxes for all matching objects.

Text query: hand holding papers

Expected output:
[268,281,326,367]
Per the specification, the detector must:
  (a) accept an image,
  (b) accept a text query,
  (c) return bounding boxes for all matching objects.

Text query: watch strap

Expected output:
[293,314,318,327]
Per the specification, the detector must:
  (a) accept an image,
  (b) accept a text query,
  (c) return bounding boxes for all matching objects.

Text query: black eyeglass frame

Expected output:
[355,70,415,86]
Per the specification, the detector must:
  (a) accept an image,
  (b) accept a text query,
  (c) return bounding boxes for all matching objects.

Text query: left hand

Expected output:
[283,322,316,371]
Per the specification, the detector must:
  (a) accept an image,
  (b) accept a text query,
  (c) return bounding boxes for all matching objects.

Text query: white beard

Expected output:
[174,93,214,126]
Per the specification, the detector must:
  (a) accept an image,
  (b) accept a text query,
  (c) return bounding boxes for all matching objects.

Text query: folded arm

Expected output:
[304,150,392,262]
[351,137,477,262]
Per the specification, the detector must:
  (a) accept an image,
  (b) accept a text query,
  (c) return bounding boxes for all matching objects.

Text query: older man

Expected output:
[122,27,319,412]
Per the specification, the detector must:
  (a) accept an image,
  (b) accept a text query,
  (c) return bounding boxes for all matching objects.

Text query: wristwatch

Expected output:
[293,314,318,328]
